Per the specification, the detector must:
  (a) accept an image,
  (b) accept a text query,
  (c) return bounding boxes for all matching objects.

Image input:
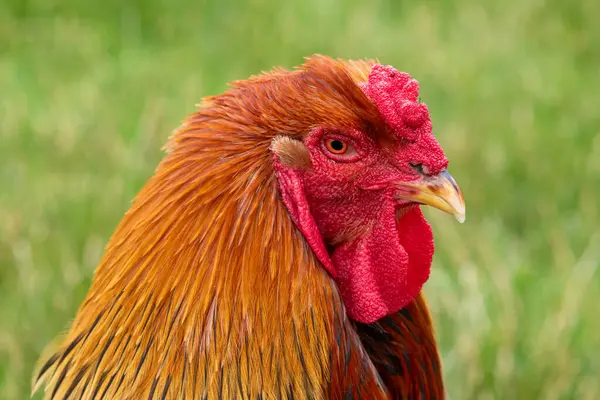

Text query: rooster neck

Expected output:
[34,135,443,399]
[32,124,383,399]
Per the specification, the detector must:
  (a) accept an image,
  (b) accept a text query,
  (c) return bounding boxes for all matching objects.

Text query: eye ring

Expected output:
[325,139,348,154]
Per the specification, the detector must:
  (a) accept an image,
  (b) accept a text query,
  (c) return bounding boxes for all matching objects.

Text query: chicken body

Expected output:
[33,56,463,399]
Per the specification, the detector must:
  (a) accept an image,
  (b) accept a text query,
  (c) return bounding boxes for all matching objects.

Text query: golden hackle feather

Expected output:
[33,55,444,399]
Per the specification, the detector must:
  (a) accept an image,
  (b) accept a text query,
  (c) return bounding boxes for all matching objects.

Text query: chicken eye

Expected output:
[321,135,360,162]
[325,139,348,154]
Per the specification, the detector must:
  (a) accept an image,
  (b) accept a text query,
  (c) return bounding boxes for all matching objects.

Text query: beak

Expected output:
[396,170,466,223]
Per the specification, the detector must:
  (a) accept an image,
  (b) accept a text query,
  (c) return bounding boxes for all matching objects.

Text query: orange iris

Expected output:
[325,139,348,154]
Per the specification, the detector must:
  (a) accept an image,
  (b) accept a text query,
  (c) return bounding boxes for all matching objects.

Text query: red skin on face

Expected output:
[275,64,448,323]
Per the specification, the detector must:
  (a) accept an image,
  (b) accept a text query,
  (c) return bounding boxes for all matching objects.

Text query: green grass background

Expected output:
[1,0,599,398]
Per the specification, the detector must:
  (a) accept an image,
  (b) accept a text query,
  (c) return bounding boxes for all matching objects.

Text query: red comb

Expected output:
[362,64,432,141]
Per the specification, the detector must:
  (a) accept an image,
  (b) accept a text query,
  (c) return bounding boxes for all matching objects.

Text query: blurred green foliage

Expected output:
[1,0,599,398]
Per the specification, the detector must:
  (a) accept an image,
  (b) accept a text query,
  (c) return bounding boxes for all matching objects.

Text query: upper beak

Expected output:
[395,170,466,223]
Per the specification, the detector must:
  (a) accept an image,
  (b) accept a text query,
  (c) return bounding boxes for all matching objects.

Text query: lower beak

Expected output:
[395,170,466,223]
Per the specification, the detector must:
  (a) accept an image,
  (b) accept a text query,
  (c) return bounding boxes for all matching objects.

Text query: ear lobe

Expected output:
[273,156,337,278]
[270,136,312,169]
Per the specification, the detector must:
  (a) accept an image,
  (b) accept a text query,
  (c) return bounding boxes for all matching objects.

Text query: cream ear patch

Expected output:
[270,136,312,169]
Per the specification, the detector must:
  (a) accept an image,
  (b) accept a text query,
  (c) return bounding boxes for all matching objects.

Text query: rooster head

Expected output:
[272,59,465,323]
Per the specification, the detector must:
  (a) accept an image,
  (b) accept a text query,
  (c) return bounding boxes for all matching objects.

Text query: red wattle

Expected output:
[332,203,433,324]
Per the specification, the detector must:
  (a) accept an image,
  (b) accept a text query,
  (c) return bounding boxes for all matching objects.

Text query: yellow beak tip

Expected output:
[450,199,466,223]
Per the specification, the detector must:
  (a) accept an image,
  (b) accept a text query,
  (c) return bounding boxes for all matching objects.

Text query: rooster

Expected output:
[33,55,465,399]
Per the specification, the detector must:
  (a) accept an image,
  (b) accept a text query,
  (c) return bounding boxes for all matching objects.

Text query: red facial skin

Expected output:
[275,64,449,323]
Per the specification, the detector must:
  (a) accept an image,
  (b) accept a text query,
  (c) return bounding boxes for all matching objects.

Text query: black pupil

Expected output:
[330,140,344,151]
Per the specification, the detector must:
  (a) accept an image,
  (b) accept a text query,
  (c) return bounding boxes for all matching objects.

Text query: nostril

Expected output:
[410,163,429,175]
